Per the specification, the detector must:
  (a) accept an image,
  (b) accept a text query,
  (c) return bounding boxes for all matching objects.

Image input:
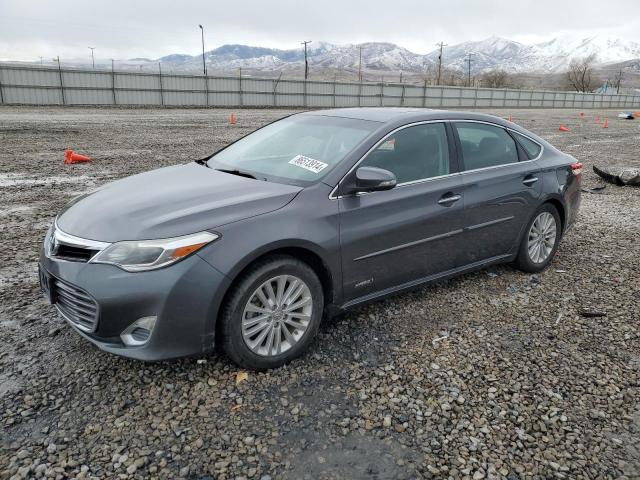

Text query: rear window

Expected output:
[454,122,519,171]
[512,132,542,159]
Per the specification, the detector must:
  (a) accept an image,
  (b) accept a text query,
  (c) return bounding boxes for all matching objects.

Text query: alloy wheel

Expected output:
[241,275,313,357]
[527,212,557,264]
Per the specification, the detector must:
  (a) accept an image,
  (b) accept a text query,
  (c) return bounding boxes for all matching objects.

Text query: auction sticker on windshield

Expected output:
[288,155,328,174]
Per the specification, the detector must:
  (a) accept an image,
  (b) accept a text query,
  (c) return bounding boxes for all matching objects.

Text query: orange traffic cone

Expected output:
[64,149,91,164]
[559,125,569,132]
[602,118,608,129]
[508,114,512,122]
[229,112,236,125]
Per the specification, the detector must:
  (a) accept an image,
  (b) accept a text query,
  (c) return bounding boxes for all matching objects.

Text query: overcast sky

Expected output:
[1,0,639,61]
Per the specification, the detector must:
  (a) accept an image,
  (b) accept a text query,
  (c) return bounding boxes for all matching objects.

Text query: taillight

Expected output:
[571,162,583,180]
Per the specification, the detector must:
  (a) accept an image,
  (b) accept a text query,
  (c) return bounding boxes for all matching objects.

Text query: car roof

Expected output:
[300,107,544,142]
[302,107,513,126]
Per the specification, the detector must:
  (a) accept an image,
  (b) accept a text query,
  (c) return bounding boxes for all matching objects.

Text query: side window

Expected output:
[454,122,519,171]
[512,132,542,159]
[360,123,450,184]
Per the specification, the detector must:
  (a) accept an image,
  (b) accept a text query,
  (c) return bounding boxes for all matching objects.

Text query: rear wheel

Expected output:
[220,255,324,370]
[514,204,561,273]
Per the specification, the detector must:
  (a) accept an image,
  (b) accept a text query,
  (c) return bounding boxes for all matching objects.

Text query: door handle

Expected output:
[522,176,538,186]
[437,193,462,206]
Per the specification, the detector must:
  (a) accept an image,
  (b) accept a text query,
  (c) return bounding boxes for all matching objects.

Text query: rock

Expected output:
[473,468,486,479]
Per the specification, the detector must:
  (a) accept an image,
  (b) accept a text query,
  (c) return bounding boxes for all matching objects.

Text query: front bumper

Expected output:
[39,243,231,361]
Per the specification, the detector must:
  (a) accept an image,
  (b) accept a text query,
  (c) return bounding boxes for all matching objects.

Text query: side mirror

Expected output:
[342,166,397,195]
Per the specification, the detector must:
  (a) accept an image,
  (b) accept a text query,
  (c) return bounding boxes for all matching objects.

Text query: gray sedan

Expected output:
[39,108,582,369]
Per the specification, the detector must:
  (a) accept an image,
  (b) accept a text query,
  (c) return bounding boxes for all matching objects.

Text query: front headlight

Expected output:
[90,231,218,272]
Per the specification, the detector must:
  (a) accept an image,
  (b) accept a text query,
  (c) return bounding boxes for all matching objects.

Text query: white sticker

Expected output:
[288,155,328,174]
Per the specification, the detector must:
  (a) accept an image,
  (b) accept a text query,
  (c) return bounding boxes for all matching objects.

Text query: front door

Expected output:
[338,122,466,303]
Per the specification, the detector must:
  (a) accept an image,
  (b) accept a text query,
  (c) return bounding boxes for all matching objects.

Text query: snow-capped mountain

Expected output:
[119,35,640,75]
[532,35,640,70]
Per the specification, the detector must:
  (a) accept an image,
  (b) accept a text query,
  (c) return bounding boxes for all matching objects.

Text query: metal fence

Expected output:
[1,63,639,109]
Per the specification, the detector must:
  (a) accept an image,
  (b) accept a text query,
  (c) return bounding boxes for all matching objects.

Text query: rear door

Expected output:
[338,122,466,303]
[452,121,543,265]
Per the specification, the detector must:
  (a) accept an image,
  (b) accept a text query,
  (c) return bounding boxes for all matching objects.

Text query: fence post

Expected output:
[422,79,427,108]
[273,73,282,107]
[400,84,406,106]
[239,68,243,106]
[204,74,209,107]
[358,81,362,107]
[379,82,384,106]
[332,76,337,108]
[303,78,307,107]
[57,60,66,105]
[458,87,463,107]
[439,86,444,108]
[111,60,117,105]
[0,68,4,104]
[158,63,164,106]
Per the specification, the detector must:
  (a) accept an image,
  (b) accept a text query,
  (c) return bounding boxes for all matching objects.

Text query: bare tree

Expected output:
[565,54,601,92]
[612,69,624,94]
[480,70,511,88]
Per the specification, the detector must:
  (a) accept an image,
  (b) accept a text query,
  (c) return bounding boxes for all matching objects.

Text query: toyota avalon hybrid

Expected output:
[39,108,581,369]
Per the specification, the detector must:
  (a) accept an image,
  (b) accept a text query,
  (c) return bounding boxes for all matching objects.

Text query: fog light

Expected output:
[121,316,157,347]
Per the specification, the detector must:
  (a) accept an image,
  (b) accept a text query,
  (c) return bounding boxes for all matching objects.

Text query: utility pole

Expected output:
[301,40,312,80]
[399,71,403,83]
[465,53,473,87]
[199,25,207,75]
[39,56,44,65]
[435,41,447,86]
[358,45,363,82]
[88,47,95,69]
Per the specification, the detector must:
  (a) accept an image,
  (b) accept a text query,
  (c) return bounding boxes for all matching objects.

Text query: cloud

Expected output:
[1,0,638,61]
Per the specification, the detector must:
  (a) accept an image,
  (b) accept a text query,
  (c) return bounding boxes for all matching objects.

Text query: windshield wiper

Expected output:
[215,168,259,180]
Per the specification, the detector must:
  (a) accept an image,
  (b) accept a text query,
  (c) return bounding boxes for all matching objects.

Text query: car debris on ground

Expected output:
[593,164,640,186]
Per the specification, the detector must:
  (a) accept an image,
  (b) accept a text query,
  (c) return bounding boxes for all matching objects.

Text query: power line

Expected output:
[301,40,312,80]
[435,41,447,86]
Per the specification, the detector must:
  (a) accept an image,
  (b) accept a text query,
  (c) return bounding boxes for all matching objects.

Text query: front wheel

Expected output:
[220,255,324,370]
[514,204,561,273]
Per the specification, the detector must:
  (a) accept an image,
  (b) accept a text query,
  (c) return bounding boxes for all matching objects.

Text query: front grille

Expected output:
[53,279,99,333]
[54,244,99,262]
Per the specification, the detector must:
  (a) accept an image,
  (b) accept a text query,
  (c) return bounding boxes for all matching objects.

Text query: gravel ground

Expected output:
[0,106,638,480]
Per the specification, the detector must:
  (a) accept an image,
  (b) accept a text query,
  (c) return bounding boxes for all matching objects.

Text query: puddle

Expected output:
[0,205,34,217]
[0,173,96,188]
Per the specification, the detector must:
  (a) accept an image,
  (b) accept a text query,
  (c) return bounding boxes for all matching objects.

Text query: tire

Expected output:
[514,203,562,273]
[220,255,324,370]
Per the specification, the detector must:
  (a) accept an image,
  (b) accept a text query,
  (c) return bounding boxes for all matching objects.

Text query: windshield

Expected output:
[206,115,380,185]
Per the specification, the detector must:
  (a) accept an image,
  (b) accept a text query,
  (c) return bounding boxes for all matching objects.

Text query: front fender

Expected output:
[196,187,342,308]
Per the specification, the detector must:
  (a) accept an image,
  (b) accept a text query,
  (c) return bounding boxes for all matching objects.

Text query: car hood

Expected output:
[57,163,302,242]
